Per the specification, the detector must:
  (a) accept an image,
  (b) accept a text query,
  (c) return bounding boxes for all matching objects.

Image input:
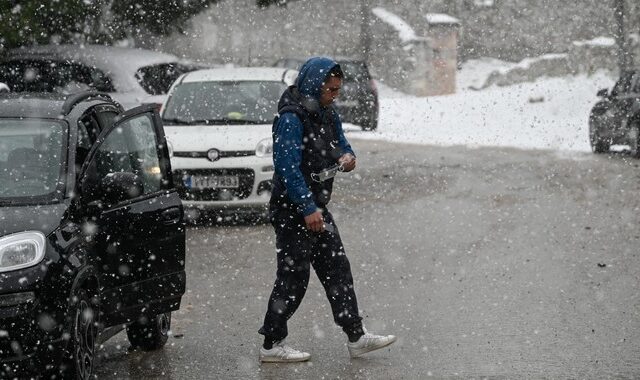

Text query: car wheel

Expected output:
[589,124,610,153]
[126,312,171,351]
[60,289,98,380]
[629,121,640,158]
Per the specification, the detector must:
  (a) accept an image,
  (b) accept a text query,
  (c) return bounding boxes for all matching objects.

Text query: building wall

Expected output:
[158,0,364,65]
[427,25,459,95]
[160,0,634,64]
[154,0,637,95]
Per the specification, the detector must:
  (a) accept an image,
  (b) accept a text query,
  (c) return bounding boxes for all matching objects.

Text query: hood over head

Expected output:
[296,57,340,100]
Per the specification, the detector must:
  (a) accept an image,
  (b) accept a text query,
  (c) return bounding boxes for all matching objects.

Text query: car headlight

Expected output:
[255,138,273,157]
[0,231,46,272]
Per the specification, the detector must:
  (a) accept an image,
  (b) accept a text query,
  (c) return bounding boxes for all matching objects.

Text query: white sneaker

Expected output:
[259,340,311,363]
[347,330,397,358]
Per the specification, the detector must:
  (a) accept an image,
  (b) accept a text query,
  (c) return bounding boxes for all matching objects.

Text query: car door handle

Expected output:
[161,207,182,225]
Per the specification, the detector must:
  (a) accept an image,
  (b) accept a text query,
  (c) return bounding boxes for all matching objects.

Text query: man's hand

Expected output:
[304,210,325,233]
[338,153,356,172]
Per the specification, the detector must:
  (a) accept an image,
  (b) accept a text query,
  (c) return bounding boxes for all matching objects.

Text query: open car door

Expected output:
[79,104,186,325]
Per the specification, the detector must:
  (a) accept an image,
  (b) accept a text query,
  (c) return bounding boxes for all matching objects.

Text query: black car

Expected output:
[0,92,185,378]
[273,57,379,130]
[589,70,640,156]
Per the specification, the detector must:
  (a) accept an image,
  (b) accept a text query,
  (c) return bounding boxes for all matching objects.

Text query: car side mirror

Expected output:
[0,83,9,93]
[597,88,609,97]
[100,172,144,206]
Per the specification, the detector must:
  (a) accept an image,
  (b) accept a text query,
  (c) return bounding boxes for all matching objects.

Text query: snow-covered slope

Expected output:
[347,68,615,153]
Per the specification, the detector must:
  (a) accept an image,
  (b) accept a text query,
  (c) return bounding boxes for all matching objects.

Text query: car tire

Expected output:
[362,117,378,131]
[60,288,98,380]
[589,125,610,154]
[629,121,640,158]
[126,312,171,351]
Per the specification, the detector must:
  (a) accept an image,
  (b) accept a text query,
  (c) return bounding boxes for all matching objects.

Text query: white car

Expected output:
[161,67,298,221]
[0,44,206,109]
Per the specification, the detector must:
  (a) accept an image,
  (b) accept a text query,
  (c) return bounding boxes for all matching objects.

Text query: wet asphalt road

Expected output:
[94,139,640,379]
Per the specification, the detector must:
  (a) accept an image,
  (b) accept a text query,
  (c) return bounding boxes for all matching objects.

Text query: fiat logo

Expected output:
[207,148,221,162]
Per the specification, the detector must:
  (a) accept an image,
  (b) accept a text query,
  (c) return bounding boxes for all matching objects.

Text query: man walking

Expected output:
[258,57,396,363]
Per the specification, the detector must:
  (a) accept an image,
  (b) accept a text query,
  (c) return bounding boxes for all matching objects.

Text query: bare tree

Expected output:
[359,0,371,61]
[614,0,632,71]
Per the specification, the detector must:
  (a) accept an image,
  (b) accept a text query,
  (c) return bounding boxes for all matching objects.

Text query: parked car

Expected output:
[0,44,206,110]
[0,92,185,378]
[161,67,298,221]
[273,56,379,130]
[589,69,640,156]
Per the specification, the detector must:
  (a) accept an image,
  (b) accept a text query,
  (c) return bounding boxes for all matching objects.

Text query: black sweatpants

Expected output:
[258,208,363,341]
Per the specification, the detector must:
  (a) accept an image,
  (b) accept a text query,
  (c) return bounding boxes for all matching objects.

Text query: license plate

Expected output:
[187,175,239,189]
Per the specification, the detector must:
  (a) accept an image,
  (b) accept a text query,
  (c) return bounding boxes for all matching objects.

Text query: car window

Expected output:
[125,115,163,193]
[53,61,116,93]
[95,110,119,131]
[77,116,95,165]
[339,62,371,83]
[83,113,163,200]
[632,74,640,94]
[76,113,101,174]
[135,63,195,95]
[0,59,115,93]
[162,80,286,124]
[77,109,118,160]
[0,119,66,201]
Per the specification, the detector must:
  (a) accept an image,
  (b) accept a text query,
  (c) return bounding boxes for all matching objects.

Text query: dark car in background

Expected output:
[273,57,379,130]
[0,92,185,378]
[0,44,206,110]
[589,69,640,156]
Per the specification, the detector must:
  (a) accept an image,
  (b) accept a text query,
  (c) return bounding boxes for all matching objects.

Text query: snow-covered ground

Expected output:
[345,61,615,153]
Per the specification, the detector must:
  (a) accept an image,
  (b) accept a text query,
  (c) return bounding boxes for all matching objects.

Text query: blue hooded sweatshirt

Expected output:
[272,57,355,216]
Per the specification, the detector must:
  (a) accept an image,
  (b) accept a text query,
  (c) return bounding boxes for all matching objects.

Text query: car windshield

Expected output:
[339,62,371,83]
[0,59,116,93]
[162,80,286,125]
[0,119,66,201]
[136,63,199,95]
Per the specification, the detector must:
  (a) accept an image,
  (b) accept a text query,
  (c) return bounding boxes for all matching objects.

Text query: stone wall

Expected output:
[158,0,363,65]
[479,37,640,89]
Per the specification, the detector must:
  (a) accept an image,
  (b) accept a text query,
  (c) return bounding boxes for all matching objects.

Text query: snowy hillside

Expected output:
[347,66,615,153]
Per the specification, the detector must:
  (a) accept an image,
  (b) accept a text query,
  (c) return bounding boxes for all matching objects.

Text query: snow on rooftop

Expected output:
[572,36,616,47]
[425,13,460,25]
[182,67,297,85]
[372,7,425,44]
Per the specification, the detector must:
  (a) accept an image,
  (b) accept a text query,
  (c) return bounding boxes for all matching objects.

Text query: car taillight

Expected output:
[370,80,378,106]
[369,79,378,97]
